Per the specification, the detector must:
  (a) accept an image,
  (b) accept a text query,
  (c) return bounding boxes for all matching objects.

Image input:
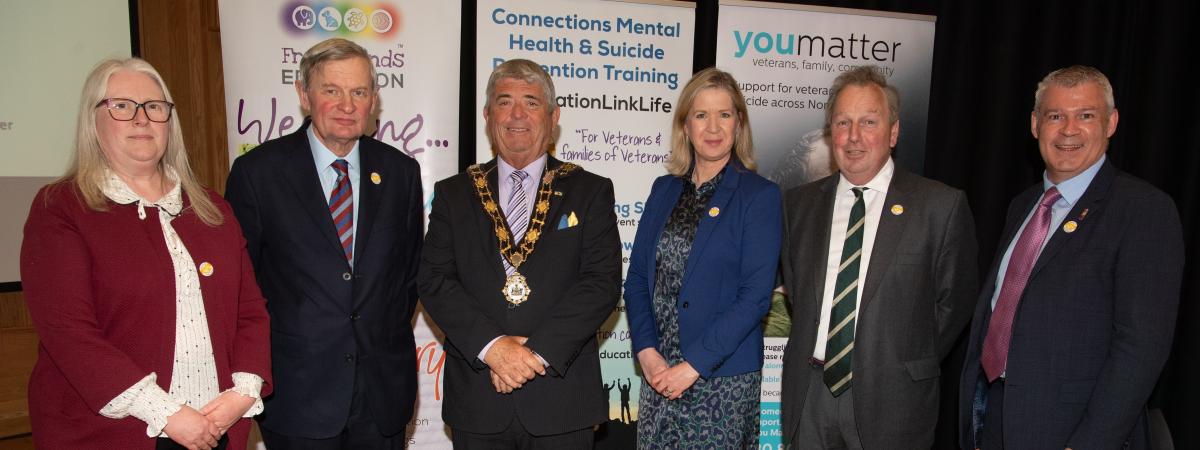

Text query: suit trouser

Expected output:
[451,415,594,450]
[260,366,405,450]
[792,362,865,450]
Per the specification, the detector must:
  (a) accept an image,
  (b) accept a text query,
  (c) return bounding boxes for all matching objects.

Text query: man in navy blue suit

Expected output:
[225,38,423,449]
[959,65,1184,450]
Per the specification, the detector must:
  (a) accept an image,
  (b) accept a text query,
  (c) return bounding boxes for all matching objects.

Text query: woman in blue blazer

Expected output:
[624,67,782,449]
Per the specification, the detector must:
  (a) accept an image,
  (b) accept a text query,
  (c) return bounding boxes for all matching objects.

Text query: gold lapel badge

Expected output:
[1063,220,1078,233]
[891,204,904,215]
[198,262,214,277]
[370,172,381,185]
[708,207,720,217]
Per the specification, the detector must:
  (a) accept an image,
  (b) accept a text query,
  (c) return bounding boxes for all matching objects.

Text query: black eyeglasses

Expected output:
[96,98,175,123]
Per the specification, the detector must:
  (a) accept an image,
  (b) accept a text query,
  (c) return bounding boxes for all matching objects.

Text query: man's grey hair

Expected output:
[1033,65,1115,114]
[823,65,900,136]
[298,38,377,90]
[485,59,557,113]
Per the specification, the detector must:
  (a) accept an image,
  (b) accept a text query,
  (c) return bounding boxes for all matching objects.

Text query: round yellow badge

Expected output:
[1063,220,1078,233]
[370,172,382,185]
[891,204,904,215]
[708,207,720,217]
[198,262,214,277]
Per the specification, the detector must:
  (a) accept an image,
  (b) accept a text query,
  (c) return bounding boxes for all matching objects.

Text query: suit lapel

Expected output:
[681,163,741,290]
[541,158,567,237]
[353,143,382,263]
[473,159,507,279]
[281,126,346,261]
[804,176,838,311]
[1029,161,1115,277]
[860,168,913,311]
[647,177,683,299]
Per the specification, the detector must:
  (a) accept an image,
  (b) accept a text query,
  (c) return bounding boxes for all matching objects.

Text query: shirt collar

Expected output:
[101,167,183,220]
[1042,154,1105,207]
[498,153,548,182]
[836,157,895,195]
[308,126,361,171]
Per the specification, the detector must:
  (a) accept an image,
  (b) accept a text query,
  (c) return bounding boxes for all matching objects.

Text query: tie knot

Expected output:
[1040,186,1062,208]
[851,187,867,198]
[510,170,529,185]
[331,159,349,177]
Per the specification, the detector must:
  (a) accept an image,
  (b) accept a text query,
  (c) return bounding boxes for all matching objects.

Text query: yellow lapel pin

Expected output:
[198,262,214,277]
[891,204,904,215]
[370,172,381,185]
[1063,220,1078,233]
[709,207,720,217]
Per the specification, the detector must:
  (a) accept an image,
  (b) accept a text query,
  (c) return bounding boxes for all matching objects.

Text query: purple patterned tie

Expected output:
[981,187,1061,381]
[503,170,529,276]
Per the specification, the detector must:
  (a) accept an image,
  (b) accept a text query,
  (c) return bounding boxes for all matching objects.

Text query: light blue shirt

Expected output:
[308,127,361,244]
[990,155,1106,309]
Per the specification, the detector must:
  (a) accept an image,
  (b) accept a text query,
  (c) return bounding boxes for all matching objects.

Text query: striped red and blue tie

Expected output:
[329,159,354,264]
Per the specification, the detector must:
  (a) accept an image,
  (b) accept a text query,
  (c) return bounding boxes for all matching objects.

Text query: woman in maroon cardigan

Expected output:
[20,58,271,450]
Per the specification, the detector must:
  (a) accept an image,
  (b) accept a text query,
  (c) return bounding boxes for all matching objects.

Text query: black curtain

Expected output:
[464,0,1199,446]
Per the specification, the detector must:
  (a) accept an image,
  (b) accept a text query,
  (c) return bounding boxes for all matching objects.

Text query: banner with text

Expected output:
[717,0,935,192]
[716,2,936,448]
[217,1,460,448]
[476,0,694,446]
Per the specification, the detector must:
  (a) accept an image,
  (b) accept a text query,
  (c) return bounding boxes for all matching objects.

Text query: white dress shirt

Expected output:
[812,158,895,360]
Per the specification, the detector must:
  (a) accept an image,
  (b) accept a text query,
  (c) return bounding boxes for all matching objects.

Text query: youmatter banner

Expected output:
[715,2,936,448]
[476,0,694,447]
[217,1,460,448]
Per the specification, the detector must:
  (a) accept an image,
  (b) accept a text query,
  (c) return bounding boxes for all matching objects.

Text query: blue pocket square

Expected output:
[556,211,579,229]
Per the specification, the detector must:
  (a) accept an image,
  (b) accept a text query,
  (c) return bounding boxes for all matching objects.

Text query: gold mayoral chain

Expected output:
[468,162,578,306]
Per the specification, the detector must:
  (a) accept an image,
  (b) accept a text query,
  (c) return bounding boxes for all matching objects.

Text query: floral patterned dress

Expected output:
[637,171,761,449]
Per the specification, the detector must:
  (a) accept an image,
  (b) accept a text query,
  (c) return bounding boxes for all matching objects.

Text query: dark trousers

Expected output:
[260,368,405,450]
[980,379,1005,450]
[452,416,594,450]
[792,362,864,450]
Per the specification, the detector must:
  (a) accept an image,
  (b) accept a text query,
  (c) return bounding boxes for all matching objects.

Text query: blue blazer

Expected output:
[624,162,782,378]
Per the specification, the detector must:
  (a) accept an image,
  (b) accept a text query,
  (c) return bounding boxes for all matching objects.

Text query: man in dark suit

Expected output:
[780,66,979,449]
[959,65,1183,450]
[225,38,423,449]
[417,59,621,449]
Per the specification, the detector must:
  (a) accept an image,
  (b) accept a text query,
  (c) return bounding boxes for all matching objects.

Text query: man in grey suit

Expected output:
[780,66,979,449]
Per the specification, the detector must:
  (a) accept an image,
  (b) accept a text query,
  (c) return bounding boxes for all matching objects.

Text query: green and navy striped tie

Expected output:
[824,187,865,397]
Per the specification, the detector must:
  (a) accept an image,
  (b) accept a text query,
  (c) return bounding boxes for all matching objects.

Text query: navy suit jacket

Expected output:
[225,121,424,438]
[959,161,1183,450]
[624,162,782,378]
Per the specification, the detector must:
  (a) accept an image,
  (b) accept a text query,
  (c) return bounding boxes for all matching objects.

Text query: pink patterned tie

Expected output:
[981,187,1061,381]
